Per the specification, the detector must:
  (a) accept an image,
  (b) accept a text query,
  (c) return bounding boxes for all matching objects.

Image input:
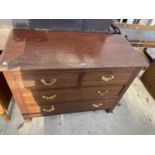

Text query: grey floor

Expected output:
[1,78,155,135]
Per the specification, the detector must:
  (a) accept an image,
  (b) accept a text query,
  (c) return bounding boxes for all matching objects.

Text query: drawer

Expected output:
[25,98,116,116]
[82,68,134,86]
[14,70,79,89]
[14,68,134,90]
[20,85,123,105]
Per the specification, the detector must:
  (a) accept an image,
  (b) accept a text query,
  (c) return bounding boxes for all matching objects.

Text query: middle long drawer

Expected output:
[20,85,123,105]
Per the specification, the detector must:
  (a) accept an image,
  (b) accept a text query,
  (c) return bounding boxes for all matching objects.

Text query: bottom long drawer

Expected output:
[23,98,117,117]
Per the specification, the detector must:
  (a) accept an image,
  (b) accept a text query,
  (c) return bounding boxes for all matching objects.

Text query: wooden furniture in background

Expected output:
[117,23,155,48]
[141,48,155,100]
[0,29,12,122]
[117,24,155,100]
[0,29,147,119]
[0,104,9,122]
[0,72,12,122]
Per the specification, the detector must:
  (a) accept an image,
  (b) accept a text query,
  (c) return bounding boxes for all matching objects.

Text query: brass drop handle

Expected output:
[93,103,103,108]
[101,75,115,82]
[97,90,109,96]
[42,94,56,100]
[40,78,57,86]
[42,105,55,112]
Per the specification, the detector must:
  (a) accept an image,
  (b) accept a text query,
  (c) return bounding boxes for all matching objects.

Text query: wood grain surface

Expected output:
[13,68,133,90]
[24,98,116,116]
[0,29,147,71]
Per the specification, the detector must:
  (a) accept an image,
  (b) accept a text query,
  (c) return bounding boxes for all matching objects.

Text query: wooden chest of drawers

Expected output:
[0,29,147,119]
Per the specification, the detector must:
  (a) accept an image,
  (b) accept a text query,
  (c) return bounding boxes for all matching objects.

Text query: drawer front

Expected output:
[14,71,79,89]
[20,85,123,105]
[82,68,134,86]
[25,99,116,116]
[14,68,134,90]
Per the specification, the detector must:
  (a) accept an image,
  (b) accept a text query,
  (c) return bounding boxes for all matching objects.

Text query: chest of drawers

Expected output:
[0,29,147,119]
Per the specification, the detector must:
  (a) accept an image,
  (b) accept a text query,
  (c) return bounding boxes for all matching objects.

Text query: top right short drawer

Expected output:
[82,68,135,86]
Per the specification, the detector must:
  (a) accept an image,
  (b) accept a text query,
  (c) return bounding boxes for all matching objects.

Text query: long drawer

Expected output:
[14,68,134,90]
[20,85,123,105]
[24,98,116,116]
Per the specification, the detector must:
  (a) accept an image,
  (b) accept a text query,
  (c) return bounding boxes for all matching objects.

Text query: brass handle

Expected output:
[97,90,109,96]
[93,103,103,108]
[40,78,57,86]
[101,75,115,82]
[42,94,56,100]
[42,105,55,112]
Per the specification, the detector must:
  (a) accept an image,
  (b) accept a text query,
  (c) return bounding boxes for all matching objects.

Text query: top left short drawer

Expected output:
[13,70,79,90]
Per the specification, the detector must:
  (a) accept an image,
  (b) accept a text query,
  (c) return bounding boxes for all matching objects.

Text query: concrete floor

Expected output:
[1,78,155,135]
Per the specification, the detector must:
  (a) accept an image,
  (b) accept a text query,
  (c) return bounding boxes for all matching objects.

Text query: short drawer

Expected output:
[82,68,134,87]
[20,85,123,105]
[25,98,116,116]
[14,70,79,89]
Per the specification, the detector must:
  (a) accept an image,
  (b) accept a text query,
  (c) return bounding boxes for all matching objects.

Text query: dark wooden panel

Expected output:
[3,71,28,114]
[20,85,123,105]
[24,98,116,116]
[0,72,11,109]
[141,61,155,100]
[0,29,147,71]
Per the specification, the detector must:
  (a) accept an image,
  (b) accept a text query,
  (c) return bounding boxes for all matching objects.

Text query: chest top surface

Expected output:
[0,29,147,71]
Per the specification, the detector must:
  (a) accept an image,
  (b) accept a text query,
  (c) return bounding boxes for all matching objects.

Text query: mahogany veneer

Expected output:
[0,29,147,119]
